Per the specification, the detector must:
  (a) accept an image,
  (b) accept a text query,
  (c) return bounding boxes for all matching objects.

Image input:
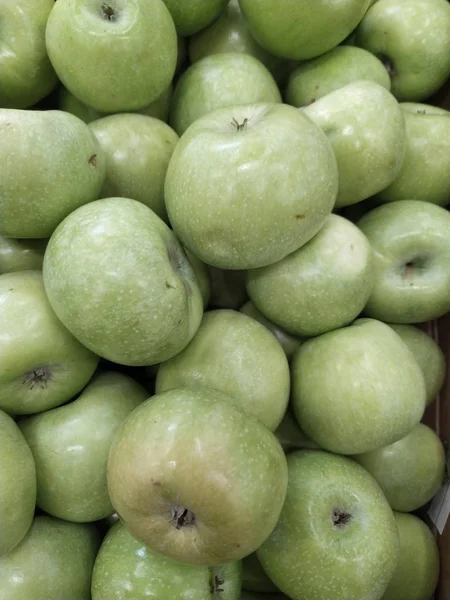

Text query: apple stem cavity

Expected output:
[101,2,117,21]
[23,366,51,390]
[170,505,196,530]
[332,507,352,528]
[230,117,250,132]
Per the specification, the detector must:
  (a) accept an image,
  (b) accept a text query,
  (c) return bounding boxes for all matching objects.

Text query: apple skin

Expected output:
[257,450,399,600]
[46,0,177,113]
[357,200,450,323]
[355,0,450,102]
[0,271,99,416]
[162,0,229,36]
[43,197,203,367]
[381,513,439,600]
[187,250,211,308]
[0,238,47,274]
[377,103,450,207]
[170,53,281,135]
[165,103,338,270]
[241,593,288,600]
[92,520,242,600]
[291,319,426,455]
[246,214,374,337]
[0,516,100,600]
[273,409,318,454]
[107,387,288,566]
[242,553,278,593]
[303,81,406,208]
[0,410,36,557]
[156,309,290,431]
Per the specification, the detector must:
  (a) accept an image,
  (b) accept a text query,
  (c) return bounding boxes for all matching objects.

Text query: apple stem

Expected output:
[332,507,352,527]
[170,505,196,530]
[22,366,51,390]
[209,570,225,595]
[231,117,250,132]
[101,2,116,21]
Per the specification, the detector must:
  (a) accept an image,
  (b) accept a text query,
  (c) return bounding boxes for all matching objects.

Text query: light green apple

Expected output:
[240,594,288,600]
[107,387,288,566]
[156,309,290,431]
[0,410,36,557]
[242,553,278,593]
[0,516,100,600]
[238,0,371,60]
[165,103,338,270]
[382,512,439,600]
[187,250,211,307]
[358,200,450,323]
[0,271,99,415]
[0,109,105,239]
[273,409,318,454]
[355,0,450,101]
[353,424,446,512]
[0,238,47,274]
[43,198,203,366]
[46,0,177,113]
[162,0,229,36]
[247,214,374,337]
[209,268,248,309]
[291,319,426,455]
[377,103,450,207]
[257,450,399,600]
[89,114,179,221]
[303,80,406,208]
[19,372,148,523]
[92,521,242,600]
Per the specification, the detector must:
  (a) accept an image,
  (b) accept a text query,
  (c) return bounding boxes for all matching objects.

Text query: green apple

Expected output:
[382,512,439,600]
[187,250,211,308]
[238,0,371,60]
[0,109,105,239]
[355,0,450,101]
[156,309,290,431]
[273,409,318,454]
[46,0,177,113]
[0,516,100,600]
[19,372,148,523]
[242,553,277,593]
[165,103,338,270]
[257,450,399,600]
[162,0,229,36]
[43,197,203,366]
[107,387,288,566]
[291,319,426,455]
[240,594,288,600]
[92,520,242,600]
[0,238,47,274]
[89,114,179,221]
[353,423,446,512]
[303,81,405,208]
[247,214,374,337]
[0,271,99,415]
[0,410,36,557]
[286,46,390,107]
[209,268,248,309]
[358,200,450,323]
[377,103,450,207]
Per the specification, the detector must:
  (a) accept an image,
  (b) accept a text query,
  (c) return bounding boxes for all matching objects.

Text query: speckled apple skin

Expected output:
[163,0,229,36]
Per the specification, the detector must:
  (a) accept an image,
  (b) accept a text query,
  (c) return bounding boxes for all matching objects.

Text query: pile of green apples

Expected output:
[1,0,450,599]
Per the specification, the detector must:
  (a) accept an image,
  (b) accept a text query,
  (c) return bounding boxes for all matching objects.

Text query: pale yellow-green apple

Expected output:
[0,109,105,239]
[43,198,203,366]
[257,450,399,600]
[247,214,374,337]
[209,268,247,309]
[187,251,211,307]
[303,81,406,208]
[156,309,290,431]
[242,553,278,593]
[356,0,450,101]
[107,387,288,566]
[0,238,47,274]
[170,53,281,135]
[358,200,450,323]
[165,103,338,270]
[291,319,426,455]
[46,0,177,112]
[273,410,318,454]
[162,0,229,36]
[0,271,99,415]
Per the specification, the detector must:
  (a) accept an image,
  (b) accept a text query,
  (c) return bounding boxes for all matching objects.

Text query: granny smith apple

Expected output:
[43,197,203,366]
[46,0,177,112]
[240,594,288,600]
[156,309,290,431]
[0,410,36,557]
[209,268,247,309]
[257,450,399,600]
[0,271,99,415]
[356,0,450,101]
[274,409,318,454]
[378,103,450,207]
[187,250,211,308]
[303,81,406,208]
[242,553,277,593]
[92,520,242,600]
[165,103,338,270]
[0,516,100,600]
[247,214,374,337]
[0,109,105,239]
[382,512,439,600]
[358,200,450,323]
[353,424,446,512]
[20,372,148,523]
[162,0,229,36]
[291,319,426,455]
[238,0,371,60]
[107,387,288,566]
[0,238,47,274]
[89,114,179,221]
